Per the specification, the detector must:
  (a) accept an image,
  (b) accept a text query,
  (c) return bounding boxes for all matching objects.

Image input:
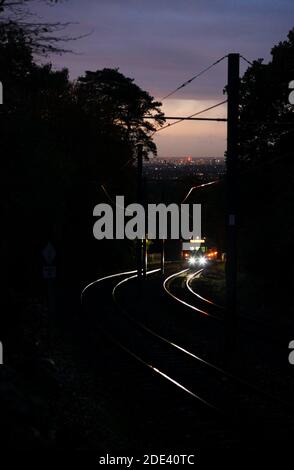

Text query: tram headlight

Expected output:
[188,257,196,266]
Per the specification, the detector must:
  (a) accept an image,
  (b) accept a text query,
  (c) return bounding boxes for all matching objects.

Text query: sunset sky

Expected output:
[35,0,294,158]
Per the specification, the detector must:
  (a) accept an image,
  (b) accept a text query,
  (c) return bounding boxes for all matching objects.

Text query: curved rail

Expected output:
[163,268,220,319]
[82,267,218,410]
[112,269,293,411]
[186,269,223,309]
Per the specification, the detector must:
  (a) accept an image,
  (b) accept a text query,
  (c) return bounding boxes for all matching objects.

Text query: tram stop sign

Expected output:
[42,243,56,279]
[42,242,56,264]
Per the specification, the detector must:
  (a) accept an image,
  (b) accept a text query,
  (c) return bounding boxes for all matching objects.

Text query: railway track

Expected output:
[82,267,219,410]
[161,267,294,399]
[81,266,232,448]
[81,265,294,446]
[176,265,293,343]
[164,268,223,321]
[117,271,293,405]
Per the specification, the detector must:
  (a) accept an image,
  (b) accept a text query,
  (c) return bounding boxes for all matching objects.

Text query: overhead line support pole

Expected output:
[225,53,240,356]
[137,143,143,280]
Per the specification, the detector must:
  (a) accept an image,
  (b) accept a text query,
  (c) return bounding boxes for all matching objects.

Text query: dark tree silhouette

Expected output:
[0,0,83,54]
[239,27,294,167]
[76,68,165,160]
[0,28,166,296]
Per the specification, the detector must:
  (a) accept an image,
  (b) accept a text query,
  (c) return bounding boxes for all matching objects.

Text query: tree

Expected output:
[76,68,165,161]
[239,27,294,168]
[0,0,79,55]
[236,27,294,300]
[0,31,166,289]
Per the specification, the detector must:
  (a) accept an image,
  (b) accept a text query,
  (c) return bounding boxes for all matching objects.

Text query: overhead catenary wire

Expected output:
[181,180,219,203]
[240,55,253,66]
[153,99,227,134]
[160,55,227,101]
[100,184,117,206]
[101,184,137,217]
[99,54,255,190]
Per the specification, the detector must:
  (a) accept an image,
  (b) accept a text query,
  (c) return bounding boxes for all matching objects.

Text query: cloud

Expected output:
[153,99,227,157]
[34,0,294,157]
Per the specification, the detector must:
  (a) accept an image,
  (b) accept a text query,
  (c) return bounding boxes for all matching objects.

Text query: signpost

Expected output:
[42,243,57,340]
[42,243,57,281]
[42,265,57,280]
[42,242,56,266]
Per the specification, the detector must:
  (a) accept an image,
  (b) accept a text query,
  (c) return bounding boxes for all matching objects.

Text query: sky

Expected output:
[33,0,294,158]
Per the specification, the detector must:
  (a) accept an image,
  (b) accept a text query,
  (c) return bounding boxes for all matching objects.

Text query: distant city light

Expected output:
[143,157,225,182]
